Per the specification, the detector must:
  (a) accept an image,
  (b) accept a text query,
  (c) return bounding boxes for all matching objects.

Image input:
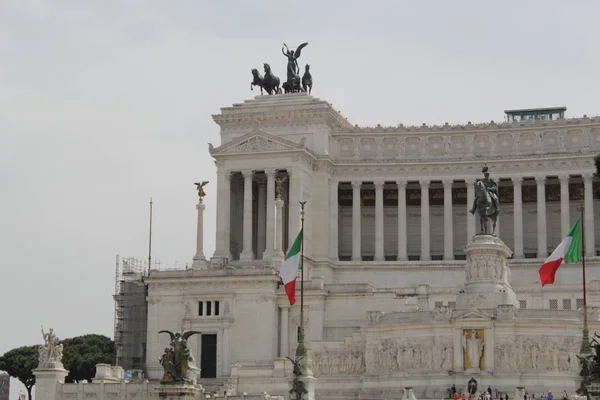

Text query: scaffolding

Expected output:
[113,255,148,378]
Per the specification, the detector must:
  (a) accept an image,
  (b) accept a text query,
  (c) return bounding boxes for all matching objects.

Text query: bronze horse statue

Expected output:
[301,64,312,94]
[262,63,281,95]
[250,68,265,95]
[472,180,499,235]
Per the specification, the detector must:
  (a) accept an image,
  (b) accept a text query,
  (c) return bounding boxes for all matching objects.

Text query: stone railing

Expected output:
[331,121,600,161]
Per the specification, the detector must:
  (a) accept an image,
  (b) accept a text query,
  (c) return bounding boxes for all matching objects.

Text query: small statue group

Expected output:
[159,330,201,384]
[250,42,313,95]
[286,356,308,400]
[39,326,63,367]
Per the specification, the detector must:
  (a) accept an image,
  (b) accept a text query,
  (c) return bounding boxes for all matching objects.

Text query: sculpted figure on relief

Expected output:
[495,336,579,372]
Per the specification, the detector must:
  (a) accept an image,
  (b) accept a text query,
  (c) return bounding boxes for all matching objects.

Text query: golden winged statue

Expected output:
[194,181,209,199]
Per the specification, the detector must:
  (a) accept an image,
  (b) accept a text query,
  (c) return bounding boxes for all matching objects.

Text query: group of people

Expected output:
[448,385,569,400]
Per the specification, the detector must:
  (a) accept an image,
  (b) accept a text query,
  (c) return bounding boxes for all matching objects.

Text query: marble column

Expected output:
[466,179,476,241]
[443,179,454,260]
[213,170,231,260]
[240,169,254,262]
[280,305,290,357]
[192,200,208,269]
[264,169,276,261]
[583,172,596,257]
[351,180,362,261]
[375,180,385,261]
[536,175,547,258]
[257,178,267,259]
[512,177,524,258]
[329,179,339,261]
[559,174,571,237]
[273,197,285,260]
[420,180,430,261]
[397,180,407,261]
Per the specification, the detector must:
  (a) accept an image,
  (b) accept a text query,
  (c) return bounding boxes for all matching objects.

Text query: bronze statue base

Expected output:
[156,383,203,400]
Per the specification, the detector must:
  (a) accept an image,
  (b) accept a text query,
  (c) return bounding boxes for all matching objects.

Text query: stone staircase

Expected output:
[198,377,230,395]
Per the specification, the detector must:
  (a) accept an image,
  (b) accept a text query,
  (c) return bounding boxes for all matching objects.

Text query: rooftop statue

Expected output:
[158,330,201,384]
[282,42,308,93]
[470,165,500,235]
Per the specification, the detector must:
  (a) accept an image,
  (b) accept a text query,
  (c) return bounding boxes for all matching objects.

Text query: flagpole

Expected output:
[296,201,307,359]
[580,205,591,353]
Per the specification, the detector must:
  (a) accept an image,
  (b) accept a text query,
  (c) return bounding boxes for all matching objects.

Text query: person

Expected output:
[462,392,467,400]
[452,385,457,395]
[548,391,553,400]
[488,387,492,396]
[562,391,568,400]
[470,165,500,215]
[453,392,459,400]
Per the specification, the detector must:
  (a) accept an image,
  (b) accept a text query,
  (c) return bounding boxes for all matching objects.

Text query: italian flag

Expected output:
[539,219,582,286]
[280,230,302,305]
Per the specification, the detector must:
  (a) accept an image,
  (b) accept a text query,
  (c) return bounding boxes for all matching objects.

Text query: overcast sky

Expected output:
[1,1,599,396]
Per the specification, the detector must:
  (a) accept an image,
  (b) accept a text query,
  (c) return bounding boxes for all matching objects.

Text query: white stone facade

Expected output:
[145,94,600,399]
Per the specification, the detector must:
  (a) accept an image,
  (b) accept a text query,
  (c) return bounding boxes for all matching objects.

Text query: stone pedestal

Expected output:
[402,387,417,400]
[156,384,203,399]
[192,201,208,269]
[33,367,69,400]
[456,234,517,310]
[514,387,525,400]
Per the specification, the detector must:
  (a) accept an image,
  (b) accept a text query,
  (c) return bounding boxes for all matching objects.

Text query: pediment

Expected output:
[209,125,302,156]
[453,308,494,320]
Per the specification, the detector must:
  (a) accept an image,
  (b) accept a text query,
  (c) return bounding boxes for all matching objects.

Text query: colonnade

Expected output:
[334,173,596,261]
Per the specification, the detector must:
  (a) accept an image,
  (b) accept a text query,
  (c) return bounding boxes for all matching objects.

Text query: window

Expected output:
[198,301,203,316]
[519,300,527,309]
[362,256,374,261]
[563,299,572,310]
[448,301,456,308]
[577,298,584,310]
[339,255,351,261]
[207,301,212,316]
[435,301,443,308]
[199,300,221,317]
[408,255,420,261]
[215,301,220,316]
[549,299,558,310]
[454,254,466,260]
[385,255,397,261]
[431,255,443,261]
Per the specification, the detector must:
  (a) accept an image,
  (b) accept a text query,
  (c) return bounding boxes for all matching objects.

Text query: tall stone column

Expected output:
[273,196,285,261]
[583,172,596,257]
[256,177,267,259]
[375,180,385,261]
[240,169,254,262]
[213,170,231,260]
[443,179,454,260]
[512,177,524,258]
[420,179,431,261]
[264,169,276,261]
[351,180,362,261]
[536,175,547,258]
[280,305,290,357]
[559,174,571,237]
[192,199,208,269]
[397,180,407,261]
[466,179,476,241]
[329,179,339,261]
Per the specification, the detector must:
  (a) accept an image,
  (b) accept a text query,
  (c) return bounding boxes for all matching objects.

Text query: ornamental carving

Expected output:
[313,347,366,376]
[232,136,286,153]
[465,253,508,282]
[494,336,580,372]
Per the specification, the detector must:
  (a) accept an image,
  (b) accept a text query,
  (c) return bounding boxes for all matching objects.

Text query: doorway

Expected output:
[200,334,217,378]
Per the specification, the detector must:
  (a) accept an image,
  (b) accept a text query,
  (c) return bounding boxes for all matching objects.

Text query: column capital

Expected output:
[535,175,547,184]
[557,174,570,183]
[396,180,407,189]
[419,179,430,188]
[442,179,454,189]
[351,180,362,189]
[241,169,254,179]
[374,180,385,189]
[583,172,595,182]
[511,176,523,185]
[264,168,278,178]
[465,178,477,185]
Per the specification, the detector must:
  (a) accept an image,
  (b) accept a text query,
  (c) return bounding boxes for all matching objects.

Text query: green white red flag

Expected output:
[280,229,302,305]
[539,219,582,286]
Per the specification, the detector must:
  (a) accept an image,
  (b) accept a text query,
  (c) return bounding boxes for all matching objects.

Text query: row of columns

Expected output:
[342,173,596,261]
[214,169,288,262]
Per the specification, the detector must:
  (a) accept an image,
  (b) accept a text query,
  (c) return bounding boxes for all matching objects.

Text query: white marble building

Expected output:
[145,94,600,399]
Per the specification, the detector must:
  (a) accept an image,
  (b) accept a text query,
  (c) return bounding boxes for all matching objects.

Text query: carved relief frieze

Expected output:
[494,335,580,372]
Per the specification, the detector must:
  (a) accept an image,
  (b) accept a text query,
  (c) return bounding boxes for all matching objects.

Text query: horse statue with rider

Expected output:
[250,42,313,95]
[470,165,500,235]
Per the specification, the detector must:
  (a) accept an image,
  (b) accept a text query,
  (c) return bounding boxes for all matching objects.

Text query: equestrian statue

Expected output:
[470,165,500,235]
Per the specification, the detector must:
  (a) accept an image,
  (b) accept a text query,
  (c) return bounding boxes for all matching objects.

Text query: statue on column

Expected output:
[275,176,288,200]
[158,330,201,383]
[462,330,484,371]
[194,181,209,200]
[39,326,64,368]
[470,165,500,235]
